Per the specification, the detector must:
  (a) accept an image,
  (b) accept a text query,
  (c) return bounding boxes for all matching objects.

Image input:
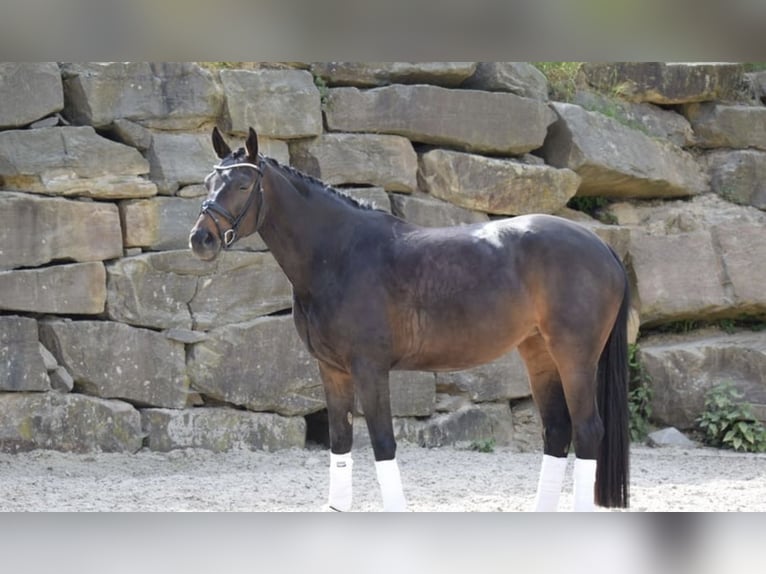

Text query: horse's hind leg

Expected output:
[318,361,355,511]
[518,334,571,512]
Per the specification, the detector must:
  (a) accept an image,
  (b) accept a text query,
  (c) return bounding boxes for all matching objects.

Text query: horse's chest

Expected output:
[292,298,347,367]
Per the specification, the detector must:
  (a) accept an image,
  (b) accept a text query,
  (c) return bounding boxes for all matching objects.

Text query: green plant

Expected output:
[468,438,496,453]
[628,343,653,442]
[533,62,582,102]
[314,75,330,107]
[696,383,766,453]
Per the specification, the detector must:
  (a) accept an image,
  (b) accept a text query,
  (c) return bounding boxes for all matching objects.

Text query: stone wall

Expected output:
[0,62,764,454]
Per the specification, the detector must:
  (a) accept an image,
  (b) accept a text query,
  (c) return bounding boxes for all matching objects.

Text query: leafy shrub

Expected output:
[628,343,653,442]
[696,383,766,453]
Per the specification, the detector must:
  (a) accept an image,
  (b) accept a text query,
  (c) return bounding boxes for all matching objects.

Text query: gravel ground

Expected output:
[1,444,764,511]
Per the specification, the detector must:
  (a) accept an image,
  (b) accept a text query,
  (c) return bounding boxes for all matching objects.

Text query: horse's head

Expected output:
[189,126,265,261]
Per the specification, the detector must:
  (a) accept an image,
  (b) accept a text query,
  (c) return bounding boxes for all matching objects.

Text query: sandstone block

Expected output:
[311,62,477,87]
[106,250,292,330]
[142,408,306,452]
[0,62,63,128]
[462,62,548,100]
[0,126,155,198]
[290,133,417,192]
[685,103,766,151]
[62,62,223,129]
[0,262,106,315]
[712,224,766,315]
[419,149,580,215]
[706,149,766,210]
[435,350,530,402]
[146,131,220,194]
[188,315,324,416]
[0,192,122,271]
[325,85,555,155]
[221,69,322,138]
[0,316,49,392]
[390,192,489,227]
[542,102,708,198]
[0,393,143,453]
[40,320,190,409]
[582,62,743,104]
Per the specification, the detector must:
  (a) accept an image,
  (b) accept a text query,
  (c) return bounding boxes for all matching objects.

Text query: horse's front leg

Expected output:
[318,361,355,511]
[353,359,407,512]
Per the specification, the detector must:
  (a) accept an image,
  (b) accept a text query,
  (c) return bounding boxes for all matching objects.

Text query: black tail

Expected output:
[595,264,630,508]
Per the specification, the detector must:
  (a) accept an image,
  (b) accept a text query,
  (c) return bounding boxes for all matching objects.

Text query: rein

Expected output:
[200,158,266,248]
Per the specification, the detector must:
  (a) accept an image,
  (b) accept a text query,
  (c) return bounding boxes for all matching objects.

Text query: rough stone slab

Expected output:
[61,62,224,129]
[40,320,190,409]
[50,366,75,393]
[629,230,729,325]
[0,62,64,128]
[290,134,417,192]
[706,150,766,210]
[647,427,697,448]
[684,103,766,151]
[0,392,143,453]
[0,192,123,271]
[639,331,766,429]
[712,224,766,315]
[311,62,477,88]
[188,315,324,416]
[462,62,549,100]
[0,126,154,198]
[146,131,220,194]
[0,316,49,392]
[325,85,555,155]
[354,371,435,418]
[419,149,580,215]
[120,196,205,251]
[582,62,743,104]
[221,69,322,138]
[0,262,106,315]
[106,250,292,330]
[573,90,695,147]
[142,408,306,452]
[435,350,530,402]
[542,102,709,198]
[390,192,489,227]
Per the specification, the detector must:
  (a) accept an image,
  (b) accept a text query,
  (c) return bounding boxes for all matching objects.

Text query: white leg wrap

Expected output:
[573,458,597,512]
[533,454,568,512]
[328,452,353,512]
[375,458,407,512]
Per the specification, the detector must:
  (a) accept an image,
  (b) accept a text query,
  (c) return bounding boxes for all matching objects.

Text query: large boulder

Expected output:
[581,62,744,104]
[462,62,549,100]
[289,133,418,192]
[0,393,143,453]
[435,350,530,402]
[390,192,489,228]
[61,62,224,129]
[684,103,766,151]
[0,192,122,271]
[120,196,205,251]
[542,102,709,199]
[639,331,766,429]
[706,149,766,210]
[40,320,190,409]
[188,315,324,416]
[311,62,477,88]
[0,126,155,198]
[141,408,306,452]
[0,316,49,392]
[419,149,580,215]
[220,69,322,138]
[0,262,106,315]
[146,131,220,194]
[106,250,292,330]
[711,223,766,316]
[0,62,63,128]
[325,84,555,155]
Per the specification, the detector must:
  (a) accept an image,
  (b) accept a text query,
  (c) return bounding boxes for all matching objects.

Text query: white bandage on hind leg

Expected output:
[375,458,407,512]
[533,454,568,512]
[328,452,353,511]
[573,458,597,512]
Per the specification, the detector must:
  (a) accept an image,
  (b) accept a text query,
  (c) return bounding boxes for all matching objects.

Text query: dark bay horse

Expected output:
[189,127,630,512]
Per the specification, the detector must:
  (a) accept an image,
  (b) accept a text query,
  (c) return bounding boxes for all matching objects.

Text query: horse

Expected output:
[189,126,630,512]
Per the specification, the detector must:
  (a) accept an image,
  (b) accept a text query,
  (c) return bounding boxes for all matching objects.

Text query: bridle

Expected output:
[200,157,266,248]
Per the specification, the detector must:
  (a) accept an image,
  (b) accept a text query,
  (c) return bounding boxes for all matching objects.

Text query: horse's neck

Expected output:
[257,165,355,295]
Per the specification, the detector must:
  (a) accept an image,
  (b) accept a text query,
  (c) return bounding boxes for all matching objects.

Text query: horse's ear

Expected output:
[212,126,231,159]
[245,127,259,163]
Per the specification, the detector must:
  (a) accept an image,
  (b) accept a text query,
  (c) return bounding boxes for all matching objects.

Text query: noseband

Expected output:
[200,158,266,248]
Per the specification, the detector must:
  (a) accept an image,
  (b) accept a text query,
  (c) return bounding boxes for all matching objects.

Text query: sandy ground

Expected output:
[0,443,764,512]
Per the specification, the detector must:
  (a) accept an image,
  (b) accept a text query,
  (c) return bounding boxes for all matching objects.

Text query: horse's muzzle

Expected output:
[189,225,221,261]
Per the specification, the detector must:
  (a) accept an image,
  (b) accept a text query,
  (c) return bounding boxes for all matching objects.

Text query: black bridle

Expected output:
[200,157,266,248]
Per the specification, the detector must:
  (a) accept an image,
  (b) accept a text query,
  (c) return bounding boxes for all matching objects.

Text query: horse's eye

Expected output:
[239,186,250,191]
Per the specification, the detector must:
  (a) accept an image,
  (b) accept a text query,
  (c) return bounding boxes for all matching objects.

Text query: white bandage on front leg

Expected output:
[533,454,568,512]
[573,458,597,512]
[375,458,407,512]
[328,452,353,511]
